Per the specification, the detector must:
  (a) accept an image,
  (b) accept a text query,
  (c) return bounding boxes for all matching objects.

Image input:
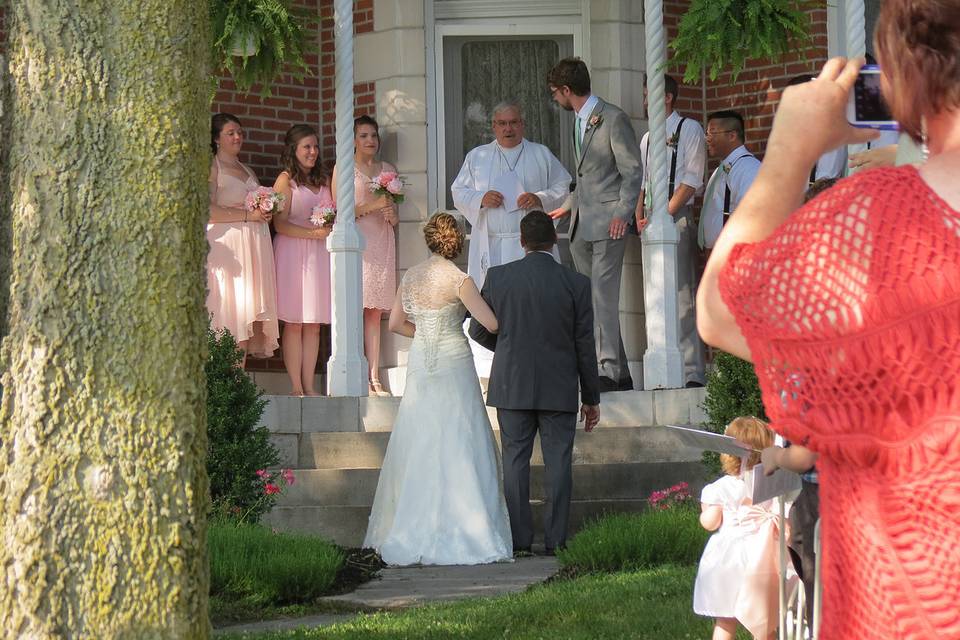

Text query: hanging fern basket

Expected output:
[211,0,314,96]
[669,0,814,83]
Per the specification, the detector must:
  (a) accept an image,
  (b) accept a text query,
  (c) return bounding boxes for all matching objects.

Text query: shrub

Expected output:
[701,351,767,476]
[206,323,278,522]
[558,507,709,573]
[209,520,345,605]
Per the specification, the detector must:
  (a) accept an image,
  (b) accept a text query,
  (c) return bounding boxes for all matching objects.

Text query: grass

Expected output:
[219,565,750,639]
[209,520,346,622]
[558,506,709,573]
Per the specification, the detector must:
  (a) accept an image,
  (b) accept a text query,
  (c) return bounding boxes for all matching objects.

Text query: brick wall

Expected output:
[662,1,829,158]
[212,0,375,183]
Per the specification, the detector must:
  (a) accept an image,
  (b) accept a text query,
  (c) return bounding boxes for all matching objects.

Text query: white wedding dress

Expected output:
[363,255,513,565]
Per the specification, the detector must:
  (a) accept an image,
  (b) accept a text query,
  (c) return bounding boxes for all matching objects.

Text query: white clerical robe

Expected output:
[451,138,570,379]
[451,138,571,290]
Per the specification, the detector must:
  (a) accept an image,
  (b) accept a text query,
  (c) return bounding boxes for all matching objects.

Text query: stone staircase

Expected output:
[258,386,710,548]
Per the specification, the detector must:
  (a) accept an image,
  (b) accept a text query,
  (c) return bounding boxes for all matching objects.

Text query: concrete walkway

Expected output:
[215,556,559,636]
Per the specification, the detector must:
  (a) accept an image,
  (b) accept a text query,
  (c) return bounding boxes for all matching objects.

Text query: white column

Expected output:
[326,0,369,396]
[640,0,684,390]
[845,0,867,160]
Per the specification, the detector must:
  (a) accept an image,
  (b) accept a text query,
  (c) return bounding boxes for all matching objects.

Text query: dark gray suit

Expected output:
[469,251,600,551]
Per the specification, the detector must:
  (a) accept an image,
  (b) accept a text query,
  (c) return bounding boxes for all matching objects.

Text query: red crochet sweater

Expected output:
[720,166,960,639]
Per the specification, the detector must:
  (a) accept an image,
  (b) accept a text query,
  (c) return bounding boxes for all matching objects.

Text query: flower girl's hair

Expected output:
[720,416,774,477]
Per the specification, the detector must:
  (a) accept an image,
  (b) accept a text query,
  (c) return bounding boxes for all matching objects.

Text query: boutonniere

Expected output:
[722,162,732,174]
[667,130,681,150]
[587,114,603,130]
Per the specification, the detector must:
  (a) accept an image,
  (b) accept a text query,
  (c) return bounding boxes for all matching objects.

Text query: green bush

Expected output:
[701,351,767,476]
[206,324,278,522]
[209,520,345,606]
[558,507,709,573]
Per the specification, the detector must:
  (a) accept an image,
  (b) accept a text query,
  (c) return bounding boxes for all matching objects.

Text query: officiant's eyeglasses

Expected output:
[494,119,522,127]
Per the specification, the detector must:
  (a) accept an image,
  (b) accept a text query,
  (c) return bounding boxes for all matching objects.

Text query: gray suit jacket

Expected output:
[468,252,600,413]
[570,98,643,242]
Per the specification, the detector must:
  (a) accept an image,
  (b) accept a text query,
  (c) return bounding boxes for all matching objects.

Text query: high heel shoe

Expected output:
[369,379,391,397]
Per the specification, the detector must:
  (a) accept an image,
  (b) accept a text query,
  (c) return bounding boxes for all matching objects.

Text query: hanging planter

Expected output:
[669,0,813,83]
[229,30,259,58]
[211,0,314,96]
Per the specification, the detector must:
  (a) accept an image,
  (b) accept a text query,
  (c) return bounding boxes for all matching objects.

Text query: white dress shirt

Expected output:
[698,145,761,249]
[639,110,707,207]
[575,94,600,148]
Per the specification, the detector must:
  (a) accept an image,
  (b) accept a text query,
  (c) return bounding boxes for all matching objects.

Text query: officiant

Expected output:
[452,101,571,377]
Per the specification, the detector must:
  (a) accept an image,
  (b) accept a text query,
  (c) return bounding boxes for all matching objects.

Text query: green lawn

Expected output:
[219,565,750,640]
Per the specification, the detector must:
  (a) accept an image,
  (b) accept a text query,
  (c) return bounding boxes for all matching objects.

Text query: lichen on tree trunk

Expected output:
[0,3,212,638]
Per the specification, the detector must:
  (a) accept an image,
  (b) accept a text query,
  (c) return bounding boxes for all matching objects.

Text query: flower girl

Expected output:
[693,416,783,640]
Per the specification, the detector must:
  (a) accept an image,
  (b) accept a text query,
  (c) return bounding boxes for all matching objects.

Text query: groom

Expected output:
[469,211,601,554]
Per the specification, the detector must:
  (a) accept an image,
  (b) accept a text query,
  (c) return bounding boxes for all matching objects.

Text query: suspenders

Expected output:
[722,154,756,225]
[809,165,817,187]
[668,117,687,199]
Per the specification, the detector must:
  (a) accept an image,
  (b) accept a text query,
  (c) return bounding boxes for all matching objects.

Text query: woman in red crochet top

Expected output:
[696,2,960,639]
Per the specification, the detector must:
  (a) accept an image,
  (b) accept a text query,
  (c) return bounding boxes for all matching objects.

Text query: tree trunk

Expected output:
[0,3,211,638]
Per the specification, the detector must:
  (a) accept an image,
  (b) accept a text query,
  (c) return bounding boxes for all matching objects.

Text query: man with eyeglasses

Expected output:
[637,74,708,388]
[452,100,571,378]
[545,57,642,393]
[698,110,761,252]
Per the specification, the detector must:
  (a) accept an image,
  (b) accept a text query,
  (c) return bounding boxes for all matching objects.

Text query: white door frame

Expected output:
[428,20,585,216]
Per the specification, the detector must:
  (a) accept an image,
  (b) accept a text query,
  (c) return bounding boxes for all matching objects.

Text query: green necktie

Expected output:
[574,116,582,158]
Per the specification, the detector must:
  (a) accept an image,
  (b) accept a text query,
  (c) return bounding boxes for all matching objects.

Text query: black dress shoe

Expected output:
[685,381,705,389]
[598,376,618,393]
[617,376,634,391]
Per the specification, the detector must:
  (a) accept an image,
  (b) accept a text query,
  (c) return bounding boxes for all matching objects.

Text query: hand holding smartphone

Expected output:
[846,65,898,130]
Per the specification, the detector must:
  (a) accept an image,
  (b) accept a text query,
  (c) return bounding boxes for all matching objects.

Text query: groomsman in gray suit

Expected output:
[547,58,643,392]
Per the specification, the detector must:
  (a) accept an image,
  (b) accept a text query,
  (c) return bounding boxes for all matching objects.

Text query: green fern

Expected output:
[670,0,813,83]
[211,0,315,96]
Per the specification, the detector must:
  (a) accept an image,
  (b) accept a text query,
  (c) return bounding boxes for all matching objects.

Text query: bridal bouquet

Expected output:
[309,204,337,228]
[369,170,406,203]
[244,186,285,213]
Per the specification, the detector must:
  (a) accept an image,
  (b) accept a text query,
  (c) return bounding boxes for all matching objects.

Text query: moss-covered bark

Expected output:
[0,3,211,637]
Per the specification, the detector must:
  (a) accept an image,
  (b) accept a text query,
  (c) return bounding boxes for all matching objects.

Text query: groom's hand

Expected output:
[580,404,600,432]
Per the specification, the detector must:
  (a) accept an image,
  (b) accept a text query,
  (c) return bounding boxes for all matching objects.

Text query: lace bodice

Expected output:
[401,255,472,372]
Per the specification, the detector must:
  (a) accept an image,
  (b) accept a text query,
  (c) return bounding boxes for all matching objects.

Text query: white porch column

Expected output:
[640,0,684,390]
[327,0,369,396]
[845,0,867,161]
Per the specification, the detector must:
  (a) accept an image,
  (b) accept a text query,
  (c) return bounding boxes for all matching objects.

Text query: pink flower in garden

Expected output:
[255,469,269,479]
[282,468,295,486]
[264,483,281,495]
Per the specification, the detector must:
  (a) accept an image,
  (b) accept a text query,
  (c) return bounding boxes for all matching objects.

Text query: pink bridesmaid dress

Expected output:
[206,158,280,358]
[274,181,332,324]
[355,167,397,311]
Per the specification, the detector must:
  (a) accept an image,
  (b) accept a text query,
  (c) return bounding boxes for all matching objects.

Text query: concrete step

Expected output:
[264,497,677,549]
[277,461,704,507]
[298,426,703,469]
[259,388,709,434]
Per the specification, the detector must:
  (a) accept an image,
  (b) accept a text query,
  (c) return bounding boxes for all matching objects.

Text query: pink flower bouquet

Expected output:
[309,204,337,228]
[244,186,285,213]
[368,170,406,203]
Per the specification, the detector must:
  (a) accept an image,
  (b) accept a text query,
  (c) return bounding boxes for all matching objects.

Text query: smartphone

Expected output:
[847,65,898,130]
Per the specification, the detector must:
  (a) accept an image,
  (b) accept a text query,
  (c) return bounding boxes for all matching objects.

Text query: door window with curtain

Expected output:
[441,35,575,213]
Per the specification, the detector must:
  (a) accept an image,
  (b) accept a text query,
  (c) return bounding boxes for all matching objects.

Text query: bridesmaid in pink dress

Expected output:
[331,115,398,396]
[207,113,280,360]
[273,125,333,396]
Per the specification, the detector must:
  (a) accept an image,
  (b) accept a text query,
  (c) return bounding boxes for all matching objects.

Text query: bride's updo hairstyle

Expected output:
[423,212,465,259]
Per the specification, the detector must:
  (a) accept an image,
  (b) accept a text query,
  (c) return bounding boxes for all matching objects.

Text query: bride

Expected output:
[363,212,512,565]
